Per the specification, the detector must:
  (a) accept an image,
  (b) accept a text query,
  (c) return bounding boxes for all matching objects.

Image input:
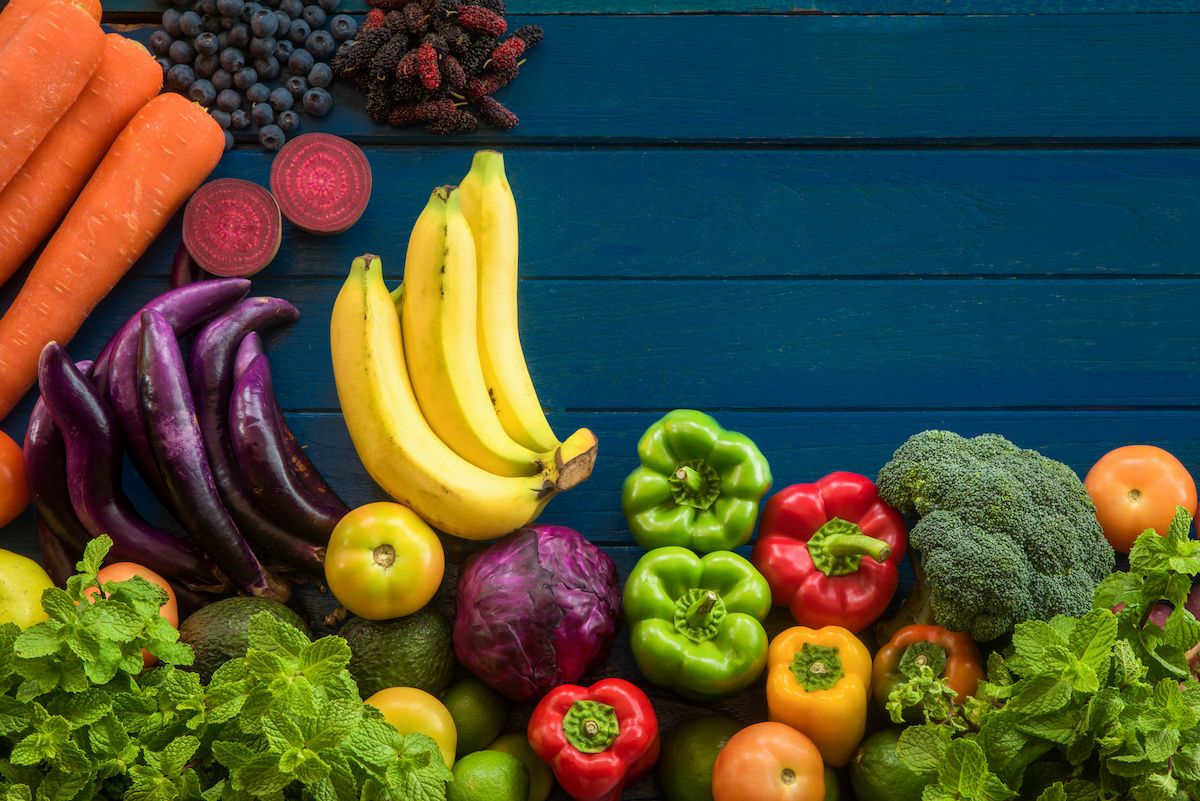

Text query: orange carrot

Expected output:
[0,94,224,419]
[0,35,161,288]
[0,3,104,194]
[0,0,103,51]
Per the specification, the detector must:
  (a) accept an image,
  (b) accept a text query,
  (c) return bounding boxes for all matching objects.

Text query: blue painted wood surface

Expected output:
[2,2,1200,798]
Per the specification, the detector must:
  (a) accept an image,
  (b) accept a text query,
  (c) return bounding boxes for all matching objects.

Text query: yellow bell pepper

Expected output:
[765,625,871,768]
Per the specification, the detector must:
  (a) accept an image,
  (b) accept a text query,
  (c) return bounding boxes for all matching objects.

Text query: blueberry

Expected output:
[286,48,313,76]
[149,30,173,56]
[165,62,193,90]
[199,0,217,14]
[280,0,303,17]
[277,109,300,132]
[217,31,231,48]
[260,0,281,7]
[269,86,294,112]
[253,55,280,80]
[194,31,220,55]
[233,66,259,89]
[286,18,309,44]
[250,102,275,127]
[212,68,233,90]
[194,53,219,77]
[249,8,278,37]
[162,8,183,35]
[248,36,276,57]
[219,16,238,30]
[187,78,217,105]
[212,89,239,112]
[274,10,292,33]
[179,10,203,36]
[259,124,285,151]
[274,39,294,61]
[246,82,271,104]
[301,5,325,28]
[318,0,338,11]
[210,108,232,128]
[228,22,251,47]
[156,56,172,79]
[304,29,334,60]
[307,62,332,88]
[230,108,250,129]
[302,86,332,117]
[285,74,308,97]
[223,130,235,151]
[328,14,356,42]
[239,1,260,21]
[218,46,245,71]
[168,39,194,64]
[216,0,244,15]
[202,13,224,32]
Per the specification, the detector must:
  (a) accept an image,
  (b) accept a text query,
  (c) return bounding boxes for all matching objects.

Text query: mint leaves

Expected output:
[0,537,451,800]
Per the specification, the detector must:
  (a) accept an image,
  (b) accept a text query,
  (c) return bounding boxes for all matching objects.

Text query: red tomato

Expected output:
[85,562,179,667]
[1085,445,1198,553]
[711,722,825,801]
[0,431,29,528]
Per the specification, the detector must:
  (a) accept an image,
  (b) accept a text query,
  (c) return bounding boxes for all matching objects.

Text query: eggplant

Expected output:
[170,241,205,288]
[233,330,266,380]
[230,353,349,543]
[37,342,227,592]
[37,520,77,587]
[137,311,287,601]
[188,298,327,575]
[91,278,251,505]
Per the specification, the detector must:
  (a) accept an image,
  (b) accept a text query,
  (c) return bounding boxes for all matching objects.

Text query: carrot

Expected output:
[0,0,103,51]
[0,93,224,420]
[0,35,160,288]
[0,2,104,194]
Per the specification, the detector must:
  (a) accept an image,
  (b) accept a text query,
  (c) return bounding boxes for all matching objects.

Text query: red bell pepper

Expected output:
[751,471,907,633]
[527,678,660,801]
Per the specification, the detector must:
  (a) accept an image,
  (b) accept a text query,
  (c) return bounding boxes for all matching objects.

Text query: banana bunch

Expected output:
[331,151,597,540]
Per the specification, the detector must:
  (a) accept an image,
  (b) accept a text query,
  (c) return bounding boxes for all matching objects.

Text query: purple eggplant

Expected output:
[37,342,227,592]
[230,353,349,543]
[189,298,326,575]
[171,241,206,288]
[137,311,287,601]
[38,520,77,587]
[233,331,266,380]
[92,279,251,504]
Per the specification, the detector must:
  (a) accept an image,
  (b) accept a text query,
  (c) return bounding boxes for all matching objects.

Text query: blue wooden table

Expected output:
[2,1,1199,797]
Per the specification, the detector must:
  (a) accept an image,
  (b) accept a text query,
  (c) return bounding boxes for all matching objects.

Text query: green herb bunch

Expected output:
[897,507,1200,801]
[0,537,451,801]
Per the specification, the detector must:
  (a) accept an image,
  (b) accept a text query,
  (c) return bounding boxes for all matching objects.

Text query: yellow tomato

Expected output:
[86,562,179,667]
[0,548,53,628]
[0,431,29,528]
[325,502,444,620]
[366,687,457,768]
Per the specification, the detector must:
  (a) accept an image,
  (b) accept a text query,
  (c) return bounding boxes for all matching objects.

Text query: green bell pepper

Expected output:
[621,409,772,553]
[623,546,772,699]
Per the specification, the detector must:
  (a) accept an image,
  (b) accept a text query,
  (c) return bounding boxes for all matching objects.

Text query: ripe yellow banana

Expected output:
[401,186,546,477]
[458,150,561,454]
[330,254,597,540]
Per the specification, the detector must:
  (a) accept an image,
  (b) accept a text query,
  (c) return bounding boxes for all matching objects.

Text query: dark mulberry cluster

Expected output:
[332,0,542,134]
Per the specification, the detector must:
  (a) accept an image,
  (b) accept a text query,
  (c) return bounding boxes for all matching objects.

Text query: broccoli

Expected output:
[876,430,1115,642]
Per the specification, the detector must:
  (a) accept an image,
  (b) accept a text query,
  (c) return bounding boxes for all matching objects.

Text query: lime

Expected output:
[488,733,554,801]
[824,765,841,800]
[443,676,509,758]
[657,715,742,801]
[849,729,931,801]
[447,750,529,801]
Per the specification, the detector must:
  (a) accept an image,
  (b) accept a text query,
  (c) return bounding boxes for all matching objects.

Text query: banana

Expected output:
[458,150,561,454]
[401,187,546,477]
[331,254,597,540]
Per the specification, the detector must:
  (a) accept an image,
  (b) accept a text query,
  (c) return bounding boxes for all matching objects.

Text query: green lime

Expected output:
[339,608,455,699]
[443,676,509,759]
[824,765,841,800]
[657,715,743,801]
[488,734,553,801]
[447,750,529,801]
[849,729,931,801]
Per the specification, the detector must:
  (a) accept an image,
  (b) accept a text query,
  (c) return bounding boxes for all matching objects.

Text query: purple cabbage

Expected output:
[454,525,621,701]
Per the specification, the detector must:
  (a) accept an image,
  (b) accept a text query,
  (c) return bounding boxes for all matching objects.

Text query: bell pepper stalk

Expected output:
[623,546,772,699]
[751,472,907,633]
[528,678,660,801]
[765,625,872,768]
[872,624,983,726]
[621,410,772,553]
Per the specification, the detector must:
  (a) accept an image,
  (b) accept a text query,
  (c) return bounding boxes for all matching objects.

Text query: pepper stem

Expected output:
[673,588,727,644]
[675,466,705,494]
[686,590,718,628]
[562,700,619,754]
[667,460,722,510]
[790,643,846,692]
[806,518,892,577]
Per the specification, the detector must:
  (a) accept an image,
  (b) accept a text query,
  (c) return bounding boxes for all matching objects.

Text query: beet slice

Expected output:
[269,133,371,235]
[182,178,282,277]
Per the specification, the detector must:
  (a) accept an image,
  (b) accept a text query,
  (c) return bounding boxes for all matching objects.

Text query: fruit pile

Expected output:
[153,0,354,149]
[331,0,543,133]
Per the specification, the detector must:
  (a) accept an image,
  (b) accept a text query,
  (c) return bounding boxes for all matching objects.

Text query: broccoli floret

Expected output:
[877,430,1114,642]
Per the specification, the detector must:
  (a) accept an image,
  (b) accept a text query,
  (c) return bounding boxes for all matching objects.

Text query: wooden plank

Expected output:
[98,148,1200,280]
[118,14,1200,142]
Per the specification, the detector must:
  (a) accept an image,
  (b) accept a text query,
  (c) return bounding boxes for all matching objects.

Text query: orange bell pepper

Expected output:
[765,625,871,768]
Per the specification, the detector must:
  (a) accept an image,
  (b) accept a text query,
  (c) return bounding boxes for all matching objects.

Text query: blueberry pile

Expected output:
[152,0,356,151]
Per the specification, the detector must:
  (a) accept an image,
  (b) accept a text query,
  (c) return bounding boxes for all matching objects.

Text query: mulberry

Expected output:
[455,5,506,37]
[396,49,419,80]
[474,0,505,12]
[465,64,516,100]
[362,8,387,28]
[401,2,428,32]
[513,24,543,50]
[426,108,477,135]
[441,54,466,90]
[370,33,409,81]
[458,35,496,74]
[421,31,448,53]
[366,0,406,9]
[384,10,406,32]
[416,41,440,90]
[475,95,517,130]
[388,98,458,126]
[445,27,472,55]
[366,81,401,121]
[331,26,391,80]
[488,36,524,70]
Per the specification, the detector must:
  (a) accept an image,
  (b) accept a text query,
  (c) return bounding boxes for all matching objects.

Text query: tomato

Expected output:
[1085,445,1198,553]
[0,548,53,629]
[324,502,444,620]
[0,431,30,528]
[85,562,178,667]
[711,722,825,801]
[366,687,457,768]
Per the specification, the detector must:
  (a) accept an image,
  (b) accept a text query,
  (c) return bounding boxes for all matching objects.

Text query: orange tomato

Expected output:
[0,431,29,528]
[85,562,178,667]
[1085,445,1198,553]
[711,722,825,801]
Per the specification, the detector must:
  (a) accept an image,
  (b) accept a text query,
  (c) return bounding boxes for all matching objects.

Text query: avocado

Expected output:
[340,608,455,699]
[179,597,309,681]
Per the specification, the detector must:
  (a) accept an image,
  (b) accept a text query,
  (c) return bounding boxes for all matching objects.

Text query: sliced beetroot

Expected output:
[182,178,282,277]
[269,133,371,235]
